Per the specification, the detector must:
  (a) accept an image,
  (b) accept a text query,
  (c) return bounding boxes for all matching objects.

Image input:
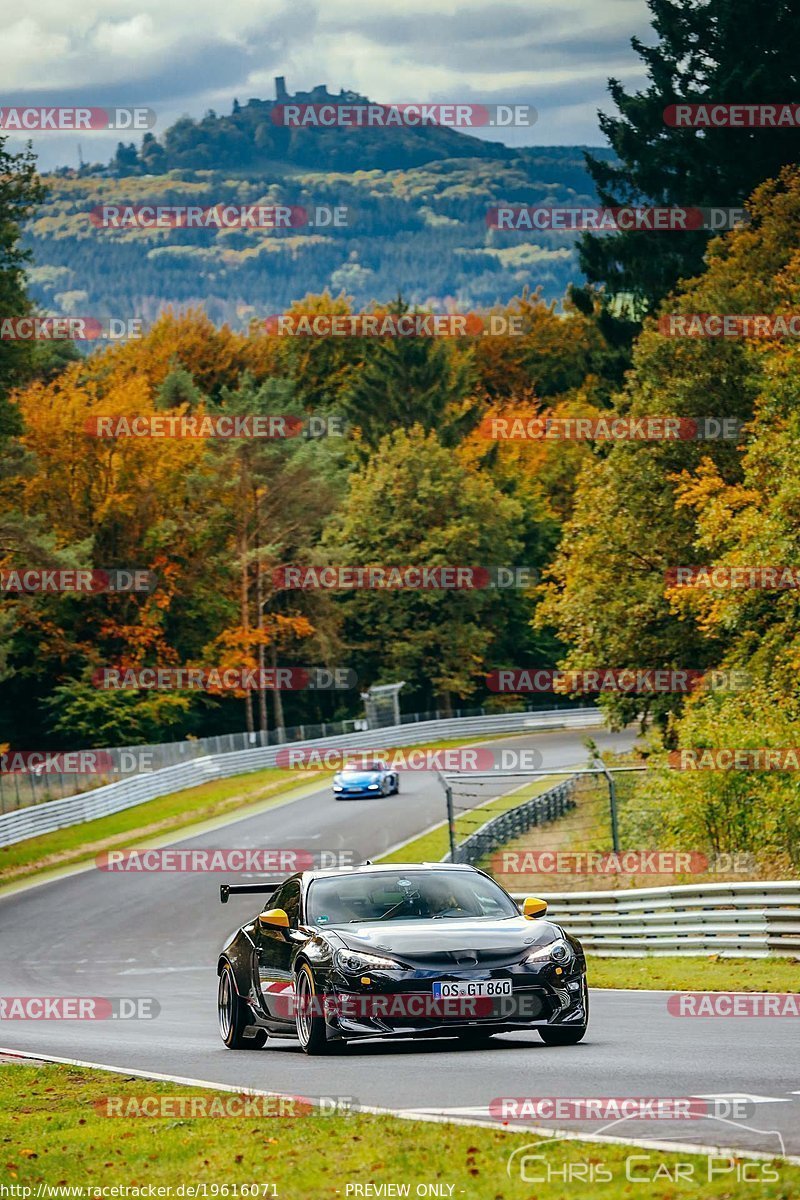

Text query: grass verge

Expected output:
[0,768,326,888]
[0,733,532,890]
[1,1061,795,1200]
[586,954,800,992]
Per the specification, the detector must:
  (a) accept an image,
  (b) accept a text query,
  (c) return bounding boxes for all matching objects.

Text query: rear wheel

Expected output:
[218,963,267,1049]
[295,963,334,1055]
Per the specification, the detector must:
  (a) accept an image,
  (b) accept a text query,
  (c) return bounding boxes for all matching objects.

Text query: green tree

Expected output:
[579,0,800,318]
[43,680,193,747]
[341,302,479,448]
[538,169,800,735]
[0,136,46,436]
[322,426,524,711]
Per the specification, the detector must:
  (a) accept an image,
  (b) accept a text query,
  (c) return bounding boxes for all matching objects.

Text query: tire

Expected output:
[393,777,400,795]
[295,962,334,1055]
[539,980,589,1045]
[218,962,267,1049]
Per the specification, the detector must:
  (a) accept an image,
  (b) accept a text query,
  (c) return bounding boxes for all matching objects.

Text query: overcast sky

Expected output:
[0,0,653,170]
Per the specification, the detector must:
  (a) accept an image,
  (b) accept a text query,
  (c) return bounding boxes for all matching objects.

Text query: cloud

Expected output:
[0,0,652,168]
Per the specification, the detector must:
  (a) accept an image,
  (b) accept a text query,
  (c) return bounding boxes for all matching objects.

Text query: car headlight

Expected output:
[524,938,574,965]
[334,948,403,974]
[367,783,380,790]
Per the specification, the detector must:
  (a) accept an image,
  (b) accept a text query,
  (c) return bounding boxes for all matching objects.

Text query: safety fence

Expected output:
[517,881,800,958]
[0,696,584,812]
[0,706,602,848]
[449,776,579,864]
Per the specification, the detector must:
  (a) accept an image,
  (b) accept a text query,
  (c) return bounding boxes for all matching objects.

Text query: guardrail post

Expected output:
[445,783,457,862]
[594,756,620,853]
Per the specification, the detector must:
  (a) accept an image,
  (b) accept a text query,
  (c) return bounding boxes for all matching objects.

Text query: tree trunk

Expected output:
[240,521,254,736]
[255,538,267,735]
[271,641,286,738]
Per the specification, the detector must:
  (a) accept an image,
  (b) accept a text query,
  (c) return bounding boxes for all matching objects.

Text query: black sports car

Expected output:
[217,863,588,1054]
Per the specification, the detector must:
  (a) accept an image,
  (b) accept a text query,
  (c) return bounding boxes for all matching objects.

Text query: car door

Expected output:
[256,877,301,1028]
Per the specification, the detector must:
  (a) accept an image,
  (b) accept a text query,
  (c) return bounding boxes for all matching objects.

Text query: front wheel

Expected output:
[539,980,588,1045]
[295,963,334,1055]
[218,963,267,1049]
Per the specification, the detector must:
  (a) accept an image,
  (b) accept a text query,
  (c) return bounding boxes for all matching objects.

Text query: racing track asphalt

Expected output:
[1,725,798,1160]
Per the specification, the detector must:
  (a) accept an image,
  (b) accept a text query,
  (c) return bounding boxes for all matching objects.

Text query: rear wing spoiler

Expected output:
[220,881,284,904]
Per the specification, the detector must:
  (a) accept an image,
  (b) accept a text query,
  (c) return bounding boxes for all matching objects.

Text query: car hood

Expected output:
[331,916,559,958]
[337,771,381,783]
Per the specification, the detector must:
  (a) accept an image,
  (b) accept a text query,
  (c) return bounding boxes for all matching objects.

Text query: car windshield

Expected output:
[306,870,518,924]
[343,762,383,772]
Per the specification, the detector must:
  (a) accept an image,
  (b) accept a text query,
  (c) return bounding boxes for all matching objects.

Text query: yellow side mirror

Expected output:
[258,907,290,930]
[522,896,548,919]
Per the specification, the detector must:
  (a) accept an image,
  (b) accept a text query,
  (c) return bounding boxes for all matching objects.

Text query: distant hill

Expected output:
[24,83,614,324]
[104,79,518,176]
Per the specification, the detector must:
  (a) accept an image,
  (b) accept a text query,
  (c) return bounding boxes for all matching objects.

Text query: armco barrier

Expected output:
[1,697,586,811]
[515,881,800,958]
[0,707,602,848]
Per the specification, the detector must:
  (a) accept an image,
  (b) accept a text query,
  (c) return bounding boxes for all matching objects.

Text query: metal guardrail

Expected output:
[449,776,578,864]
[0,707,603,848]
[448,777,799,958]
[0,696,586,812]
[512,881,800,958]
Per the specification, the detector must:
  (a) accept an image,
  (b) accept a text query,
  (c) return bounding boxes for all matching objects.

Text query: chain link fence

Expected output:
[0,695,582,814]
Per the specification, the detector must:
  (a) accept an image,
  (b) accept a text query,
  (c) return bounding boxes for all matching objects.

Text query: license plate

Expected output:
[431,980,512,999]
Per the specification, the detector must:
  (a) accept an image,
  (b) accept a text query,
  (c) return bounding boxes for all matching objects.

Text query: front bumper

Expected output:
[323,964,587,1041]
[333,785,383,797]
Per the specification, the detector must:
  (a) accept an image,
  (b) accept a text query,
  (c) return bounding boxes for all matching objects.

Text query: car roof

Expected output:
[300,862,479,882]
